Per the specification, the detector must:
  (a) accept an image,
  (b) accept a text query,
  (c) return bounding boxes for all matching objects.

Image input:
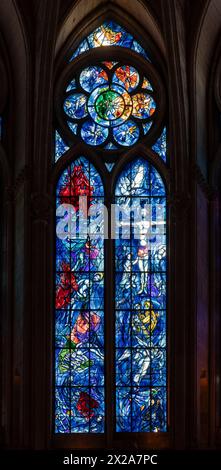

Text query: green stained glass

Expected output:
[95,90,125,121]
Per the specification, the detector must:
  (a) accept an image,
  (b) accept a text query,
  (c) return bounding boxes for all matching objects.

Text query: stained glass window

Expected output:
[69,21,150,62]
[54,19,168,437]
[114,159,167,432]
[62,63,156,149]
[55,157,105,433]
[55,130,70,162]
[152,127,167,163]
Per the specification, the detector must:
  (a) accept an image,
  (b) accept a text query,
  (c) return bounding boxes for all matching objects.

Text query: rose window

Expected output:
[62,63,157,148]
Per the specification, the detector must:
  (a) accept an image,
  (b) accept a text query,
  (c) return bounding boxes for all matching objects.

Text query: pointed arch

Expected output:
[190,0,221,448]
[55,0,166,61]
[0,0,31,448]
[191,0,221,176]
[0,0,30,172]
[52,4,169,447]
[54,156,105,433]
[114,157,167,432]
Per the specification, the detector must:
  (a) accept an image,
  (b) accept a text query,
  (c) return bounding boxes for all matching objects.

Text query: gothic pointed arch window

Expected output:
[54,19,168,441]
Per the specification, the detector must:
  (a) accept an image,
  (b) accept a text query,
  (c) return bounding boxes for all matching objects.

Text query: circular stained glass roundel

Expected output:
[95,90,125,121]
[87,84,132,128]
[63,63,156,148]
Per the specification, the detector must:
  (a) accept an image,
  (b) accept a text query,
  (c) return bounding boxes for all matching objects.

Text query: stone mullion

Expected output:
[30,0,60,449]
[161,0,191,449]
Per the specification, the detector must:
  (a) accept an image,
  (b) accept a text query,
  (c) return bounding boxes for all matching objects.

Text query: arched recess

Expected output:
[190,0,221,448]
[55,0,166,61]
[51,2,172,449]
[51,147,170,450]
[0,142,12,449]
[0,0,31,449]
[0,29,12,450]
[208,37,221,448]
[0,0,30,173]
[191,0,221,176]
[113,156,168,434]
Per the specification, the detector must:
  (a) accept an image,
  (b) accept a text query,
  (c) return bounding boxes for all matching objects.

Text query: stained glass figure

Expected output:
[113,121,139,146]
[70,22,150,62]
[55,18,168,437]
[55,157,105,433]
[81,120,108,146]
[114,158,167,432]
[80,66,108,93]
[64,94,88,119]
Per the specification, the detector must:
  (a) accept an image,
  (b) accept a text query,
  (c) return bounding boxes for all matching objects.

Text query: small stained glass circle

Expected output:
[95,90,125,121]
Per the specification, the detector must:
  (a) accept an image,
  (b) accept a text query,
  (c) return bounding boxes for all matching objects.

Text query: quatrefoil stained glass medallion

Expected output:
[63,62,156,148]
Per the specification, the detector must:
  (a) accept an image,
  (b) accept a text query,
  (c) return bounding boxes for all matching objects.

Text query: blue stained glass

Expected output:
[64,94,88,119]
[55,131,70,162]
[81,120,108,145]
[131,40,150,60]
[115,159,150,195]
[116,310,131,347]
[63,23,155,149]
[105,163,115,171]
[113,121,139,146]
[69,39,89,61]
[55,17,168,436]
[70,22,151,61]
[114,159,167,432]
[104,142,117,150]
[67,122,78,135]
[150,168,166,196]
[143,122,152,135]
[150,387,167,431]
[62,69,155,147]
[80,66,108,92]
[55,157,105,433]
[151,349,166,386]
[152,127,167,163]
[131,389,151,432]
[66,79,77,92]
[55,387,71,433]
